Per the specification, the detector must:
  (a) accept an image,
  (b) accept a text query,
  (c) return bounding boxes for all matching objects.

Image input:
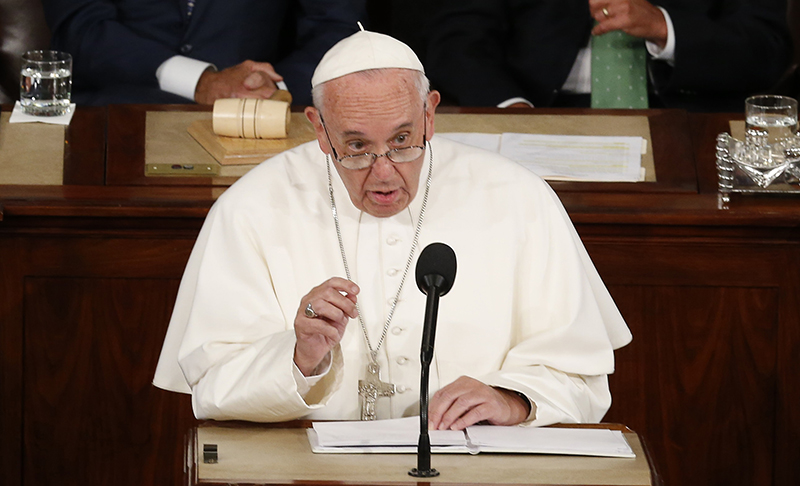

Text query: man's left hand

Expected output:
[588,0,667,48]
[428,376,532,430]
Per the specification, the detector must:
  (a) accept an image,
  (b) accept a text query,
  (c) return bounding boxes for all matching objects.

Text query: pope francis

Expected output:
[153,26,632,430]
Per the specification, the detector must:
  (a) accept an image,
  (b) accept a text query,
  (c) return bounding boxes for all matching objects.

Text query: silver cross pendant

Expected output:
[358,360,395,420]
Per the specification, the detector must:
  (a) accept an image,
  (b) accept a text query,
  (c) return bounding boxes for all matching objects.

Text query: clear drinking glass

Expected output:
[745,95,798,144]
[19,50,72,116]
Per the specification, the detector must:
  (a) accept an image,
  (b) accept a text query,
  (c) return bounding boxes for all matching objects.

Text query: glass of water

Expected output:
[19,50,72,116]
[745,95,798,144]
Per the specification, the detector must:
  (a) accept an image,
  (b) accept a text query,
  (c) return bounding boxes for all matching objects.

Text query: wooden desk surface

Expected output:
[3,104,799,229]
[103,105,696,193]
[188,423,656,486]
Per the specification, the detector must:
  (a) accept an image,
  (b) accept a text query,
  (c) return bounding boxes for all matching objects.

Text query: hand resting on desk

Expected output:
[429,376,534,430]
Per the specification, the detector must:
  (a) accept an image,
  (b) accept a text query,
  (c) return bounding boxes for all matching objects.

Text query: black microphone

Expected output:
[415,242,456,364]
[409,243,456,478]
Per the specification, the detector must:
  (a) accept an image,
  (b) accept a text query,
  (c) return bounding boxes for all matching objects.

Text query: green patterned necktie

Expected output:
[591,30,648,108]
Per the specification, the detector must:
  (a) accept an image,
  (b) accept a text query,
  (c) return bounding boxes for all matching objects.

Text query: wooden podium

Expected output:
[186,422,658,486]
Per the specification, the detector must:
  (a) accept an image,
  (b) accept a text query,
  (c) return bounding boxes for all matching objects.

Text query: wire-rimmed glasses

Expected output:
[321,110,428,170]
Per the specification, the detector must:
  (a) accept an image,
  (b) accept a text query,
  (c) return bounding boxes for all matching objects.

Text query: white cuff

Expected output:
[498,97,534,108]
[156,55,216,101]
[646,7,675,66]
[292,355,333,398]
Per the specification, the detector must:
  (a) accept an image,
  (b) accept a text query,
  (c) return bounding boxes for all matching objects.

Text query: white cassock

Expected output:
[153,136,632,426]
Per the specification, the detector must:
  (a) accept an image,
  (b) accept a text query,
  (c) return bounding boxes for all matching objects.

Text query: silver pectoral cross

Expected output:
[358,360,395,420]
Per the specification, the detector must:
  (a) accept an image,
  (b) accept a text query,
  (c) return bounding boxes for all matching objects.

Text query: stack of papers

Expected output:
[438,132,646,182]
[308,417,635,458]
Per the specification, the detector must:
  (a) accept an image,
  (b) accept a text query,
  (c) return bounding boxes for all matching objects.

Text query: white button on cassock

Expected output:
[396,356,409,365]
[391,327,403,335]
[387,268,399,277]
[386,236,399,245]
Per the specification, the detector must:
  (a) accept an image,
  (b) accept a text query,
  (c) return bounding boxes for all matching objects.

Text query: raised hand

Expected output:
[293,277,359,376]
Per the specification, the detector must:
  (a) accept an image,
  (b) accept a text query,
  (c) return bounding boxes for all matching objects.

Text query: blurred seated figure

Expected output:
[427,0,793,112]
[40,0,365,105]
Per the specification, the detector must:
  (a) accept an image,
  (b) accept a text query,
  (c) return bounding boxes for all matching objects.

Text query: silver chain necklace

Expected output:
[326,143,433,420]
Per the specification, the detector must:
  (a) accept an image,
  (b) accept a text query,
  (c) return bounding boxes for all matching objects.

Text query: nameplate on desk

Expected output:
[145,161,219,176]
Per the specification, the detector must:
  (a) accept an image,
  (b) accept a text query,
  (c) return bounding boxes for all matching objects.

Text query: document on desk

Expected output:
[308,417,635,458]
[438,132,645,182]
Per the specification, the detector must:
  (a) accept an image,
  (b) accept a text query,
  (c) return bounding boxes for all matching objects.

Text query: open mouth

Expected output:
[370,189,399,204]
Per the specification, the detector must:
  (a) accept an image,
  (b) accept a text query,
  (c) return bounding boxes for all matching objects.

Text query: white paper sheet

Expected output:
[499,133,644,182]
[309,418,635,458]
[466,426,635,458]
[307,429,472,454]
[313,417,465,447]
[437,132,645,182]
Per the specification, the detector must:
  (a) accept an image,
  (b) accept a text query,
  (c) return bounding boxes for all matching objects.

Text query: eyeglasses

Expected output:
[320,110,427,170]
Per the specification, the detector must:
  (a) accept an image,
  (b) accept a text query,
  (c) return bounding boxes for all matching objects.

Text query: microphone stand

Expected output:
[409,275,444,478]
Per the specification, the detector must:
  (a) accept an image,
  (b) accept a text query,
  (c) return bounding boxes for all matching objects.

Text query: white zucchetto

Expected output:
[310,23,425,88]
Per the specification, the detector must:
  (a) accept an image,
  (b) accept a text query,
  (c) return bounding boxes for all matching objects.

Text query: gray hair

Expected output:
[311,68,430,115]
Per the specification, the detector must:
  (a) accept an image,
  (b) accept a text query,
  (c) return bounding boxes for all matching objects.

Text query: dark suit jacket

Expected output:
[42,0,365,105]
[426,0,793,111]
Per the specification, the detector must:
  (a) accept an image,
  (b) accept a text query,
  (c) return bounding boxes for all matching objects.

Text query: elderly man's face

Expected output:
[306,69,440,218]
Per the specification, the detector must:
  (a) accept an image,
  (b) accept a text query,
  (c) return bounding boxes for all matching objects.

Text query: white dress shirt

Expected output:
[502,7,676,106]
[155,55,289,101]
